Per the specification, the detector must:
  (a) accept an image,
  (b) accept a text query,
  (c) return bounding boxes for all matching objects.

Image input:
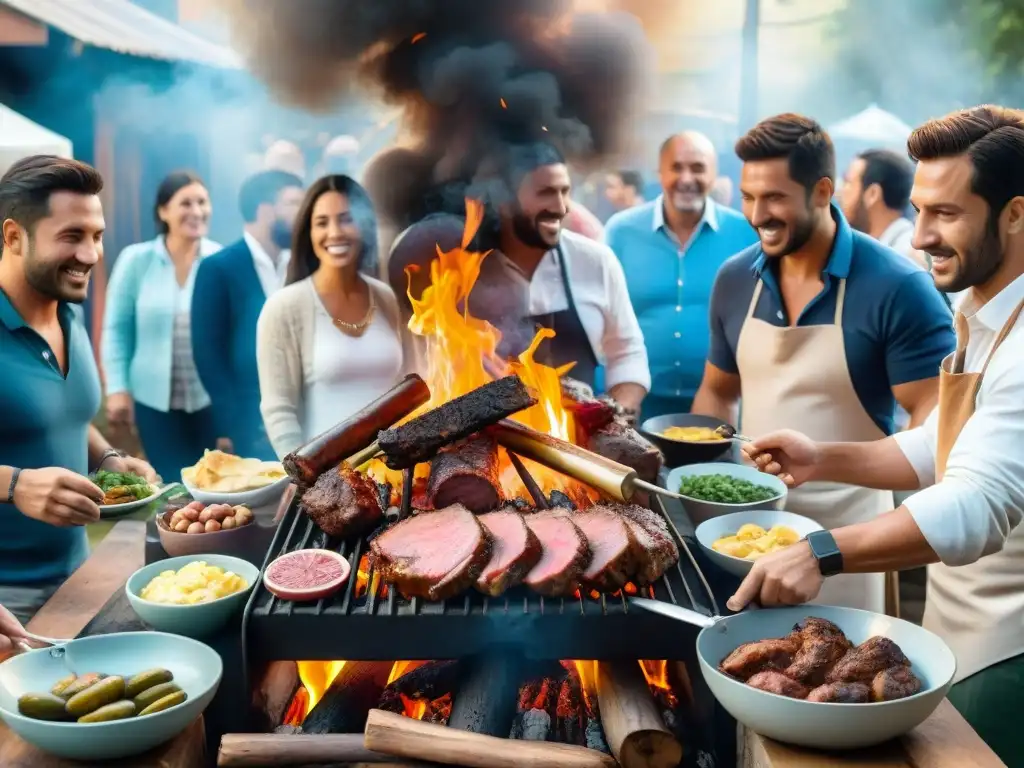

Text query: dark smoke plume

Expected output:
[221,0,651,237]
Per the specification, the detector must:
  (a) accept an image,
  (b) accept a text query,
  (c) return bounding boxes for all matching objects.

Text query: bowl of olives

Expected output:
[156,500,263,558]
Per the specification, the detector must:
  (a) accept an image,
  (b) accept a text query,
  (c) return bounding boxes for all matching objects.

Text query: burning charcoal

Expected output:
[548,490,577,510]
[585,719,610,753]
[302,662,392,735]
[506,497,531,510]
[520,708,551,741]
[273,724,303,735]
[385,660,462,701]
[377,689,405,713]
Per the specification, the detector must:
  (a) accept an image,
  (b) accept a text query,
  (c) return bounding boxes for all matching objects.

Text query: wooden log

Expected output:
[446,654,522,736]
[217,733,440,766]
[252,660,302,732]
[595,661,683,768]
[364,709,618,768]
[302,662,394,735]
[385,660,462,701]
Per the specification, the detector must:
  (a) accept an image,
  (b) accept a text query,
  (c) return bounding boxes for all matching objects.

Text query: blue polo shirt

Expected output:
[0,291,100,584]
[708,205,955,435]
[605,196,758,416]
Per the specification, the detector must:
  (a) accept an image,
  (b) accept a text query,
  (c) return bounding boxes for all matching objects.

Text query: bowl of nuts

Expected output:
[156,501,262,559]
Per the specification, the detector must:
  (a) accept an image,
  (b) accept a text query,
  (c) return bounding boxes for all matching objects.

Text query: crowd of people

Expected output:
[0,103,1022,762]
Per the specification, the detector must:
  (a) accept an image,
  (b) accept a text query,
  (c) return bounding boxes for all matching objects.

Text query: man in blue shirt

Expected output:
[605,132,758,418]
[0,155,157,623]
[691,114,953,613]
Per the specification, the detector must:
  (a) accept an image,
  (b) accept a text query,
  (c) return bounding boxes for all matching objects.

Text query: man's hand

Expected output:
[106,392,134,428]
[741,430,822,487]
[103,455,160,484]
[12,468,103,527]
[0,603,30,661]
[727,541,824,611]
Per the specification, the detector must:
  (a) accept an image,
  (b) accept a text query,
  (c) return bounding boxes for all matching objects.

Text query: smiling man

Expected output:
[690,114,954,613]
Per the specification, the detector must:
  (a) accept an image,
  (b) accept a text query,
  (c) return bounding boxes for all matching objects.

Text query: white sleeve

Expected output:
[600,253,651,392]
[891,406,939,489]
[901,348,1024,565]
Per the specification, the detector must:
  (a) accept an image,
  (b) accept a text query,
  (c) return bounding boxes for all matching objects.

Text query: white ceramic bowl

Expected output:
[697,605,956,749]
[695,510,824,577]
[181,473,291,508]
[126,554,260,638]
[666,462,788,527]
[0,631,221,761]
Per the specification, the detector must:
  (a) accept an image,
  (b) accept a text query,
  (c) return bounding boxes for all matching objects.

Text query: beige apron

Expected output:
[736,279,892,614]
[924,298,1024,683]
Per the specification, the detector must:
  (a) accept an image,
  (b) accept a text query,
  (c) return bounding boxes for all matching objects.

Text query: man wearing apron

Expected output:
[727,105,1024,766]
[691,114,954,614]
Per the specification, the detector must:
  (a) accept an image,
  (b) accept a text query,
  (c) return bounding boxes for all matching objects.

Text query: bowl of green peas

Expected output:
[665,462,788,526]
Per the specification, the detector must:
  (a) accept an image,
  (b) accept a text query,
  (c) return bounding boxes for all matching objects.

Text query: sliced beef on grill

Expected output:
[585,421,663,483]
[572,509,639,592]
[370,503,491,601]
[426,434,503,513]
[522,510,591,597]
[603,503,680,585]
[475,511,543,596]
[302,464,385,539]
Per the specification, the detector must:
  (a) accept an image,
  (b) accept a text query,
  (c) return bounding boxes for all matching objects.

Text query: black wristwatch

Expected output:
[805,530,844,577]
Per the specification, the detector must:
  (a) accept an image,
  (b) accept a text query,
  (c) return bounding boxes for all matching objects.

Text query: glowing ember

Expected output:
[411,32,427,43]
[354,554,388,599]
[500,98,508,108]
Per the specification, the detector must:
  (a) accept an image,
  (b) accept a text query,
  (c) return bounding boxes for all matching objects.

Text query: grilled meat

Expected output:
[806,681,871,703]
[784,618,853,686]
[870,666,922,702]
[828,636,911,684]
[523,510,591,597]
[475,511,542,596]
[370,503,491,601]
[610,503,680,585]
[378,376,537,469]
[585,420,663,483]
[719,636,803,680]
[572,509,638,592]
[746,671,809,699]
[426,434,503,513]
[302,464,385,538]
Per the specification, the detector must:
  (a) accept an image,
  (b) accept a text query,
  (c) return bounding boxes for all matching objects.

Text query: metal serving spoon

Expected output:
[714,424,753,443]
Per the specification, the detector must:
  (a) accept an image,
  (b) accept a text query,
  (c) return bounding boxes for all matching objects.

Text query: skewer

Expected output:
[508,452,549,509]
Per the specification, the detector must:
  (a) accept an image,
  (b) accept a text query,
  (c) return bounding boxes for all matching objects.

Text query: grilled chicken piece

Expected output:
[302,464,385,538]
[806,681,871,703]
[719,635,803,680]
[870,666,922,702]
[828,636,911,684]
[746,670,809,699]
[784,617,853,686]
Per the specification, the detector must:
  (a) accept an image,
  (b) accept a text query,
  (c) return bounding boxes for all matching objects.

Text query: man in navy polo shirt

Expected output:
[691,114,953,614]
[0,155,157,623]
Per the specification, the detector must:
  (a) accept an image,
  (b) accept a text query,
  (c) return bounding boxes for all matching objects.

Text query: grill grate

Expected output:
[242,477,717,662]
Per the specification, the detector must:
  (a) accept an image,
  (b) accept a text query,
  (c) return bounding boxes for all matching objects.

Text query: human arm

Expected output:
[190,258,236,441]
[86,425,159,482]
[256,292,306,459]
[0,603,29,660]
[599,251,650,406]
[691,270,741,422]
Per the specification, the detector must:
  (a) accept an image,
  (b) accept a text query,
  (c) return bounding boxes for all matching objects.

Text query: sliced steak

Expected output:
[585,421,663,483]
[370,504,491,601]
[572,510,638,592]
[302,465,385,539]
[603,503,679,585]
[426,434,503,513]
[523,511,591,597]
[475,511,543,596]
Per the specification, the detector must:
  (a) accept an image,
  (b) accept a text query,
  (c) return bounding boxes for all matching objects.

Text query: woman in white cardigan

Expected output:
[256,175,404,458]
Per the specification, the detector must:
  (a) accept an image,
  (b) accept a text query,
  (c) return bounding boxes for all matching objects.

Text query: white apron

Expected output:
[924,299,1024,683]
[735,279,892,614]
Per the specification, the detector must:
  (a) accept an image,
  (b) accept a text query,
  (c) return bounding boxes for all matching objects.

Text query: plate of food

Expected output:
[665,462,787,526]
[695,509,824,576]
[180,450,290,507]
[90,470,166,517]
[639,414,733,465]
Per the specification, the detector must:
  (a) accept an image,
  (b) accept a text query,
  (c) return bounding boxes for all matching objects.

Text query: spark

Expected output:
[411,32,427,43]
[500,98,507,109]
[541,125,548,131]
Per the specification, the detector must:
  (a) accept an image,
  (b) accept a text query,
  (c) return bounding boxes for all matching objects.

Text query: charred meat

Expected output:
[475,511,543,596]
[572,509,638,592]
[611,503,680,585]
[584,420,662,483]
[523,510,591,597]
[806,681,871,703]
[719,636,802,680]
[426,434,503,513]
[784,618,853,686]
[870,666,922,702]
[302,464,385,538]
[827,636,911,685]
[745,671,809,699]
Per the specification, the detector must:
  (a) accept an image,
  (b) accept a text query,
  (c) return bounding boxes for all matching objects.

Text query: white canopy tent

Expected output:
[828,104,914,147]
[0,102,73,176]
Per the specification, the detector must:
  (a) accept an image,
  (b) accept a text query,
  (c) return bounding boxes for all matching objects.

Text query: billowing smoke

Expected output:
[220,0,652,237]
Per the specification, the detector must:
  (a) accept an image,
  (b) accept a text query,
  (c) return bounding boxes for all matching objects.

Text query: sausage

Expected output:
[283,374,431,486]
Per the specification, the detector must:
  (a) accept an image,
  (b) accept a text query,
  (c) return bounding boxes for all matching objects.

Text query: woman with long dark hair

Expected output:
[256,175,404,457]
[101,171,222,480]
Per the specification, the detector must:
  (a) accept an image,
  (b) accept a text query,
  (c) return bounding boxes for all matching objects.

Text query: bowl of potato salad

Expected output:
[125,555,259,638]
[695,510,824,577]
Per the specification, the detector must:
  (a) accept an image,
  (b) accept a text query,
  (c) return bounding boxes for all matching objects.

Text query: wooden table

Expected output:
[0,520,206,767]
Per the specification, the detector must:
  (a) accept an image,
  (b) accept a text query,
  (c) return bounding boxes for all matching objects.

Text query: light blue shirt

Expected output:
[101,236,222,413]
[604,196,757,415]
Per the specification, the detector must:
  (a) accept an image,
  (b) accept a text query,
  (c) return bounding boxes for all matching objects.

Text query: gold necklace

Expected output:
[332,288,376,335]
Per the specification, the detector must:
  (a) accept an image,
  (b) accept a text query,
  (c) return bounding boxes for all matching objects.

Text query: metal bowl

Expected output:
[640,414,734,467]
[665,462,787,527]
[696,605,956,749]
[695,510,824,577]
[0,631,221,761]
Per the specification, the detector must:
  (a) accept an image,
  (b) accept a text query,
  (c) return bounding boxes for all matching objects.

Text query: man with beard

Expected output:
[691,114,954,614]
[839,148,930,270]
[192,170,304,459]
[725,106,1024,764]
[0,155,157,623]
[605,132,757,419]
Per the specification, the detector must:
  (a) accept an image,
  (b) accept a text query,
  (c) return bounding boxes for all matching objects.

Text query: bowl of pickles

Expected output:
[0,630,222,761]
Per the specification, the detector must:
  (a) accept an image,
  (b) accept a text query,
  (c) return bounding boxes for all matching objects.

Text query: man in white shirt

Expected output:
[192,170,304,459]
[727,105,1024,764]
